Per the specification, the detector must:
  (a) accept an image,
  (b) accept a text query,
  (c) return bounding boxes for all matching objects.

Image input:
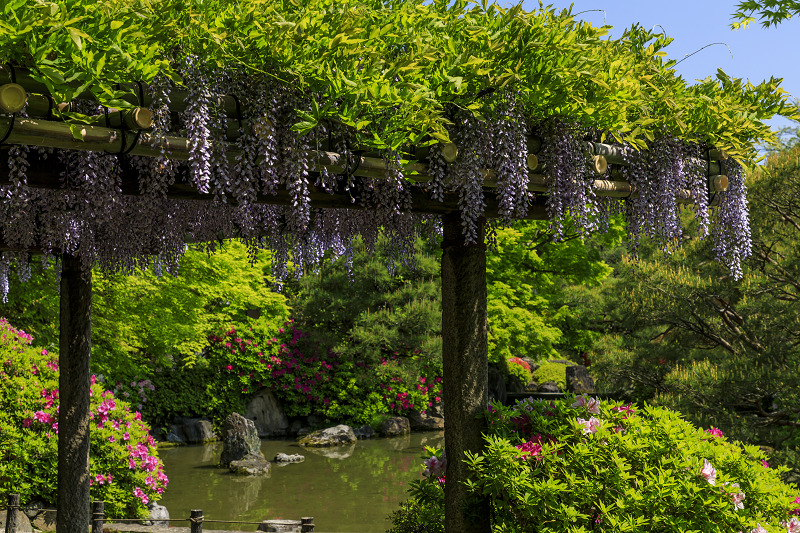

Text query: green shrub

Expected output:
[396,395,800,533]
[532,361,567,390]
[0,318,167,518]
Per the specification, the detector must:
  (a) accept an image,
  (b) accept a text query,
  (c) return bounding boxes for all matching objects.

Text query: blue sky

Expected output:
[520,1,800,135]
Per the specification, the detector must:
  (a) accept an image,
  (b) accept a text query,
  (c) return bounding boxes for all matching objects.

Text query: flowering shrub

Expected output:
[392,395,800,533]
[506,356,532,384]
[202,322,443,425]
[0,318,167,518]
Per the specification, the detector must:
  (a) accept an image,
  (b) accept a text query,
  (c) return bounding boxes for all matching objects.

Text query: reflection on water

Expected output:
[157,431,444,533]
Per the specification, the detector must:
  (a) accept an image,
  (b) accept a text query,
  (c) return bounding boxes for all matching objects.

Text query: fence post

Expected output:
[4,494,20,533]
[190,510,203,533]
[91,502,104,533]
[300,517,314,533]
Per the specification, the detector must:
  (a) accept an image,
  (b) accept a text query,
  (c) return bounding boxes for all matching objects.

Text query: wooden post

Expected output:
[91,502,104,533]
[190,510,203,533]
[57,254,92,533]
[5,494,20,533]
[300,517,314,532]
[440,213,491,533]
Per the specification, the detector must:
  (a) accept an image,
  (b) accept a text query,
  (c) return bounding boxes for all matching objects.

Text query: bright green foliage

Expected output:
[532,361,568,390]
[0,260,59,350]
[506,357,532,385]
[486,220,620,365]
[0,0,794,160]
[732,0,800,28]
[0,319,166,518]
[394,396,800,532]
[0,241,289,379]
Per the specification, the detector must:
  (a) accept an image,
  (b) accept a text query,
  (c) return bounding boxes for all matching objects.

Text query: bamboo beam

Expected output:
[0,65,241,119]
[23,95,154,130]
[0,83,26,113]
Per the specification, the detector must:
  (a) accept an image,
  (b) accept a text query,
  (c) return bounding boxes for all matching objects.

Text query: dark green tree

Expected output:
[587,146,800,457]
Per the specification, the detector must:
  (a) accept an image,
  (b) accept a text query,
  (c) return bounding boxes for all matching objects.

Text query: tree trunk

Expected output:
[57,254,92,533]
[440,213,490,533]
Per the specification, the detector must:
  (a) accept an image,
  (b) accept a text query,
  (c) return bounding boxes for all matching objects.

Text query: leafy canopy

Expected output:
[0,0,795,161]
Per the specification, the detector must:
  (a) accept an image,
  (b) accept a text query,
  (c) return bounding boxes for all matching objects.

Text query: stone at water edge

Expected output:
[167,417,217,444]
[220,412,264,466]
[297,424,356,447]
[274,452,305,463]
[258,519,303,532]
[408,410,444,431]
[0,510,34,533]
[353,425,375,439]
[246,390,290,437]
[379,416,410,437]
[538,381,561,393]
[566,365,596,394]
[141,502,170,526]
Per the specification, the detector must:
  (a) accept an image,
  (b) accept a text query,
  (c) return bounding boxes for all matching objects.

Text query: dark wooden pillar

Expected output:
[441,213,490,533]
[57,254,92,533]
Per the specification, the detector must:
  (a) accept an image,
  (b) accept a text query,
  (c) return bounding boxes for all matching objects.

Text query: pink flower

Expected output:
[700,459,717,486]
[750,525,767,533]
[577,417,601,435]
[515,440,543,459]
[108,436,116,443]
[423,455,447,477]
[225,365,233,371]
[728,483,745,510]
[787,518,800,533]
[94,474,106,485]
[573,395,601,414]
[33,411,52,424]
[106,474,113,484]
[133,487,149,505]
[123,432,130,441]
[705,427,724,438]
[22,417,32,428]
[761,460,769,468]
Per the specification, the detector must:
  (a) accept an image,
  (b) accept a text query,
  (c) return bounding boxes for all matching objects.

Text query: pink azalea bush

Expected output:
[0,318,167,518]
[392,394,800,533]
[204,322,443,424]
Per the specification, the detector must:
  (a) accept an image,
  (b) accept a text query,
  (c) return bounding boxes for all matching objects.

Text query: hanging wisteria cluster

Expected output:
[0,65,757,300]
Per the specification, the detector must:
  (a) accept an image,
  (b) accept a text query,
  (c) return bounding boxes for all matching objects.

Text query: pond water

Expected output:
[157,431,444,533]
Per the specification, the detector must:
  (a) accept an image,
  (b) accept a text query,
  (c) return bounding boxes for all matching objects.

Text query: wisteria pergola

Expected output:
[0,2,794,533]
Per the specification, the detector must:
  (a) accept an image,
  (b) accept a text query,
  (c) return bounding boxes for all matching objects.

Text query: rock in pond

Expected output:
[230,454,272,476]
[379,416,410,437]
[220,412,264,467]
[298,424,356,447]
[274,452,305,463]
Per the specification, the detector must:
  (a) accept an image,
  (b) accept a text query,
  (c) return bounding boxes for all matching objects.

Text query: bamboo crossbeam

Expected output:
[0,116,730,209]
[0,151,550,220]
[0,83,26,113]
[22,94,154,130]
[0,65,241,119]
[585,141,726,165]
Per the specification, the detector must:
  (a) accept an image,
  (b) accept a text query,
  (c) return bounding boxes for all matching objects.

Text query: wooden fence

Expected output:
[2,495,315,533]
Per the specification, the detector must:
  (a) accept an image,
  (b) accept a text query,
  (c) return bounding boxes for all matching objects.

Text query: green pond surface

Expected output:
[157,431,444,533]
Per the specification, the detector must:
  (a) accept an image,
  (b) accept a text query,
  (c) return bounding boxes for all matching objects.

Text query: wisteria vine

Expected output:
[0,69,757,301]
